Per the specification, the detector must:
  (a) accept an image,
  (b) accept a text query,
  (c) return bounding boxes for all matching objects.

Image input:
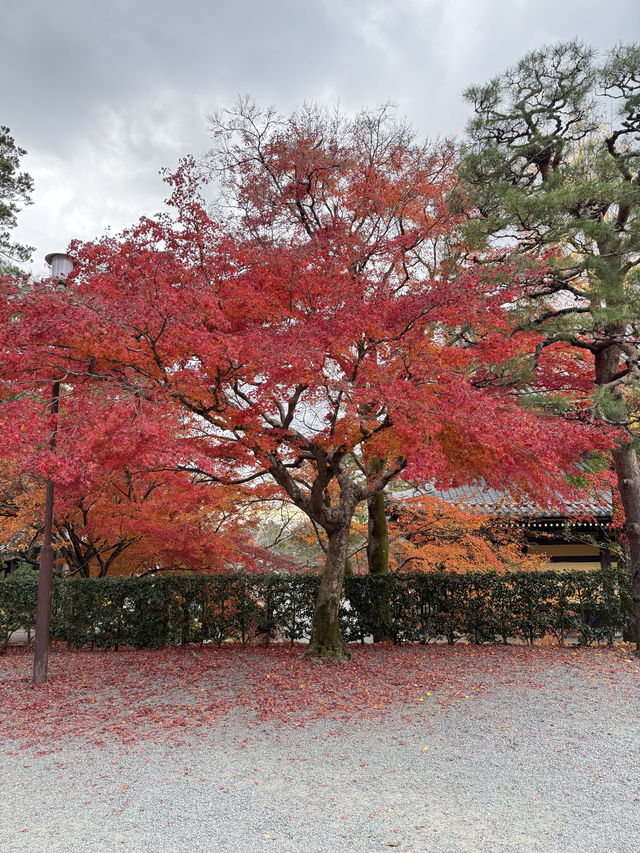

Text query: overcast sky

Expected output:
[4,0,639,276]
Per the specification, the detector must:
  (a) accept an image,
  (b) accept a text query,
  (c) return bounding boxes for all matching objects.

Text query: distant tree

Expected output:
[0,126,34,274]
[0,385,267,578]
[0,462,260,578]
[461,40,640,649]
[390,495,546,574]
[256,495,369,574]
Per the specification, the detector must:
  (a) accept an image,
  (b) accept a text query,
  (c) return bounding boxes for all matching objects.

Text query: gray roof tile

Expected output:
[391,482,613,519]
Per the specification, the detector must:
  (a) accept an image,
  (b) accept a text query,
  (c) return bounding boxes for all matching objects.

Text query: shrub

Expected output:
[0,567,632,650]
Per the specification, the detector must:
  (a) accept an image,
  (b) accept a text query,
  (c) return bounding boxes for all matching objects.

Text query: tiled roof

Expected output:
[390,482,613,520]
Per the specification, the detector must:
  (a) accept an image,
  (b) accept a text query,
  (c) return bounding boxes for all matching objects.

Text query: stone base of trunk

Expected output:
[304,596,352,662]
[303,638,351,663]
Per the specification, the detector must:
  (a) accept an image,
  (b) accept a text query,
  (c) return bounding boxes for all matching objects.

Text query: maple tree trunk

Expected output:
[305,523,352,662]
[367,488,392,642]
[611,443,640,652]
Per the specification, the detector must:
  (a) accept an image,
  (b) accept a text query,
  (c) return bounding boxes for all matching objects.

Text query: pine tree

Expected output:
[461,41,640,649]
[0,126,34,274]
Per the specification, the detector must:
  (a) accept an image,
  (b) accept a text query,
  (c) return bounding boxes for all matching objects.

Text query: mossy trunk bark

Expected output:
[596,339,640,652]
[367,486,393,642]
[612,443,640,652]
[305,522,352,662]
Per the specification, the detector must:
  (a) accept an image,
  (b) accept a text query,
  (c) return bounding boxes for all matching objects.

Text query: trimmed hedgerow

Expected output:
[0,566,632,650]
[0,564,37,651]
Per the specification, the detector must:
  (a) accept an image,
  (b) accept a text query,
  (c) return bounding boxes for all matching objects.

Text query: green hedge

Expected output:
[0,566,632,651]
[0,564,37,651]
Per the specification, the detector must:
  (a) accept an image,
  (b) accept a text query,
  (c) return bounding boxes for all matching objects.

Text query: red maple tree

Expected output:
[0,106,610,660]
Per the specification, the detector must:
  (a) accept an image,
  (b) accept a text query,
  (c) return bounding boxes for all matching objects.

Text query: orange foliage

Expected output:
[0,458,270,578]
[389,494,545,573]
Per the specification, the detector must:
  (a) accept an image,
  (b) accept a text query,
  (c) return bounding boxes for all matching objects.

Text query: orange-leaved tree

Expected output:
[0,380,266,577]
[389,494,545,574]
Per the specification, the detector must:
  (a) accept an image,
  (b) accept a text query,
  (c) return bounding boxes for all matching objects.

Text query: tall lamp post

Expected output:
[32,252,74,685]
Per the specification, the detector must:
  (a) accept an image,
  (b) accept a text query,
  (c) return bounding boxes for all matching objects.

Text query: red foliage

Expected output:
[0,104,613,651]
[0,167,607,518]
[0,391,269,575]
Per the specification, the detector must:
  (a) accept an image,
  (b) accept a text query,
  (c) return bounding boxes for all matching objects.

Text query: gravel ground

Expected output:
[1,652,639,853]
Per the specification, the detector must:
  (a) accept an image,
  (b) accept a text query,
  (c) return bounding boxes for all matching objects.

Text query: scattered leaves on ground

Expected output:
[0,642,638,752]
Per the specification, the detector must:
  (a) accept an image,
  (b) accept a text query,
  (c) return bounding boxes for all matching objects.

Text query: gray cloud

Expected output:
[2,0,638,273]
